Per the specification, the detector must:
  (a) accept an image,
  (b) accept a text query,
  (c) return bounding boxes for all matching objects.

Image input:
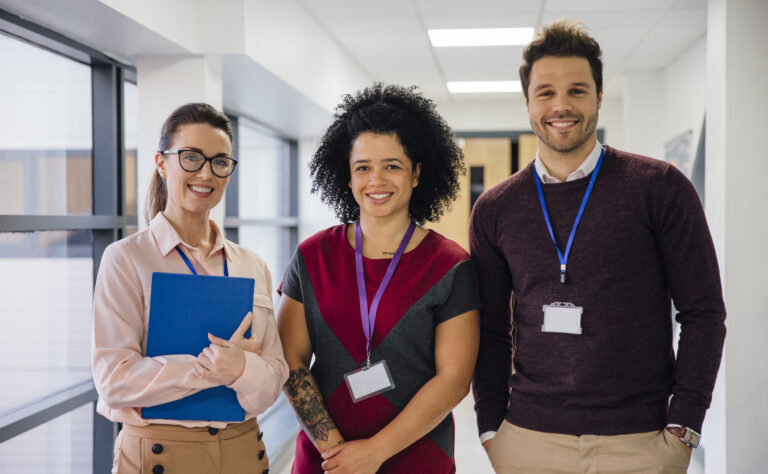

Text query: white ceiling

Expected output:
[299,0,707,101]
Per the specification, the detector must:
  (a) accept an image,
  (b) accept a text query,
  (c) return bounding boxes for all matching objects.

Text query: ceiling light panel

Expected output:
[428,27,534,47]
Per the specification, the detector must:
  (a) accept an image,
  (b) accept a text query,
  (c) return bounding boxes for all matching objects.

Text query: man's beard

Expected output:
[531,112,599,154]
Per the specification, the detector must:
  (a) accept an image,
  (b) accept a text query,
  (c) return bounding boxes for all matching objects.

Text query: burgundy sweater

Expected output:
[470,146,726,437]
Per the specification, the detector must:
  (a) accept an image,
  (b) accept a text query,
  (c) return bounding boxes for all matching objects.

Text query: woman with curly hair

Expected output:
[276,83,480,473]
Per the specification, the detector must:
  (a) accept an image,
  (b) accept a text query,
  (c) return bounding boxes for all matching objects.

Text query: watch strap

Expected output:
[666,425,701,448]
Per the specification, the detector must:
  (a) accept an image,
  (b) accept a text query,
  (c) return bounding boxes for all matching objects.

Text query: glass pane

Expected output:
[0,403,93,473]
[238,226,289,299]
[124,81,139,216]
[237,119,289,219]
[0,33,93,215]
[0,231,93,412]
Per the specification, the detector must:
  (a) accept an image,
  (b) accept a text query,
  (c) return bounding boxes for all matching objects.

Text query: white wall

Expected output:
[241,0,371,114]
[98,0,370,118]
[661,36,707,160]
[623,70,664,159]
[597,98,623,148]
[706,0,768,472]
[620,35,707,164]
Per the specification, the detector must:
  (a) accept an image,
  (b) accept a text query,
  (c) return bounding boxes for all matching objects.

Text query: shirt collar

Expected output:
[534,140,603,184]
[149,212,230,261]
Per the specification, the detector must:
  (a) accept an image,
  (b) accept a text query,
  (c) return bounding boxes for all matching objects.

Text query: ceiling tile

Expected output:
[299,0,414,17]
[624,9,706,69]
[417,0,542,15]
[546,0,670,11]
[422,13,539,29]
[540,10,663,29]
[672,0,707,9]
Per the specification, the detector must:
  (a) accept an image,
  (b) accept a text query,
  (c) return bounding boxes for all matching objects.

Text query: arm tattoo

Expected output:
[285,366,339,442]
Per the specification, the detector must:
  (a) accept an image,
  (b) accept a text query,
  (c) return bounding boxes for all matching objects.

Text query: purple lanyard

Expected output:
[355,220,416,367]
[175,246,228,276]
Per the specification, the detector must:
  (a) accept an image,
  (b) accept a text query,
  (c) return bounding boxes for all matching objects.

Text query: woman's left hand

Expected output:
[195,312,259,385]
[320,439,384,474]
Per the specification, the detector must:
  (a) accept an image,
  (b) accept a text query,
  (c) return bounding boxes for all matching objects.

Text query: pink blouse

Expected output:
[91,212,288,427]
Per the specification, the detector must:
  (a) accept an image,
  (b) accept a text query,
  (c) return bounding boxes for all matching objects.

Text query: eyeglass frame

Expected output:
[160,148,238,178]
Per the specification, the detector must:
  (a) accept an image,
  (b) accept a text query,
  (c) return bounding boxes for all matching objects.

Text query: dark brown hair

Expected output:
[145,103,233,224]
[519,19,603,100]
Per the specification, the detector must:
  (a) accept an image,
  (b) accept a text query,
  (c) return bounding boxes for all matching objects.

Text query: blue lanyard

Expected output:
[175,246,228,277]
[533,147,604,283]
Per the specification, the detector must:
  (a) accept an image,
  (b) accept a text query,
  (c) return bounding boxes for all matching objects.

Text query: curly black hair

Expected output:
[309,83,465,224]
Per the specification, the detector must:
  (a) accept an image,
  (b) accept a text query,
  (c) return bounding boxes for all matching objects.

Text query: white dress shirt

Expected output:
[533,140,603,183]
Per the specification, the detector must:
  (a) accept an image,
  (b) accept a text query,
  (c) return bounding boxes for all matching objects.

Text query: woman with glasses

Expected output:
[277,84,480,473]
[92,103,288,473]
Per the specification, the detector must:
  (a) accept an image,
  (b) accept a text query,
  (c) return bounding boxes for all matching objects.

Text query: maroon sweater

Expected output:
[470,146,726,437]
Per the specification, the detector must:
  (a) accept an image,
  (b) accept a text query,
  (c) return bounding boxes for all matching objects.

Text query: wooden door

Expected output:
[428,137,511,250]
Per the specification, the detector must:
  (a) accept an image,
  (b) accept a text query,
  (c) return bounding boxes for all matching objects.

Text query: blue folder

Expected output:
[142,272,255,422]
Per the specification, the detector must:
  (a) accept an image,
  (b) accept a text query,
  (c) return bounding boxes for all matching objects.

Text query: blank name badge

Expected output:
[542,302,583,335]
[344,360,395,403]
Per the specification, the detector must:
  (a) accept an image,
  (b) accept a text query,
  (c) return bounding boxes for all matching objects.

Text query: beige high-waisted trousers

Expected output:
[112,418,269,474]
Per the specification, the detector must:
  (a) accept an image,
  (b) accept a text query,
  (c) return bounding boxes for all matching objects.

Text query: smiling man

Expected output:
[469,20,726,473]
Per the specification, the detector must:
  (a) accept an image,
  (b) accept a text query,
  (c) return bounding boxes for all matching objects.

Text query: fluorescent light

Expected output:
[447,81,522,94]
[428,28,534,47]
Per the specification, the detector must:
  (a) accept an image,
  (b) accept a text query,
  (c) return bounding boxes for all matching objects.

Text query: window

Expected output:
[225,116,298,295]
[0,231,93,412]
[0,32,92,216]
[0,11,136,472]
[0,404,93,473]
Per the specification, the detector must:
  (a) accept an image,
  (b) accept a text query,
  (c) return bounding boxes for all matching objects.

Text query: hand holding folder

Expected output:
[194,312,261,385]
[142,272,256,422]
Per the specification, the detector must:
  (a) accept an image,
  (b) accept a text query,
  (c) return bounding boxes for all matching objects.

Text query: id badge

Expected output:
[542,302,583,335]
[344,359,395,402]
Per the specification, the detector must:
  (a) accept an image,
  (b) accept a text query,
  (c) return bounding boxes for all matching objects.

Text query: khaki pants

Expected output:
[487,421,691,474]
[113,418,269,474]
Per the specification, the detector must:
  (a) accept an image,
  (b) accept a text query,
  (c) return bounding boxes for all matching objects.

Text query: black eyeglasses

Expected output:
[161,149,238,178]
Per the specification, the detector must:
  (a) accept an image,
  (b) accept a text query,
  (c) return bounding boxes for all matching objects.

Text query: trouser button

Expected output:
[208,427,219,435]
[152,465,164,474]
[152,443,163,454]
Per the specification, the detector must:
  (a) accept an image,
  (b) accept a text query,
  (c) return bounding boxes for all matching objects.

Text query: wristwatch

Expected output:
[666,425,701,448]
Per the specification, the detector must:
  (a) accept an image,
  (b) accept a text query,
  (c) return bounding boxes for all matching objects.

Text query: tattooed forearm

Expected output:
[285,366,340,442]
